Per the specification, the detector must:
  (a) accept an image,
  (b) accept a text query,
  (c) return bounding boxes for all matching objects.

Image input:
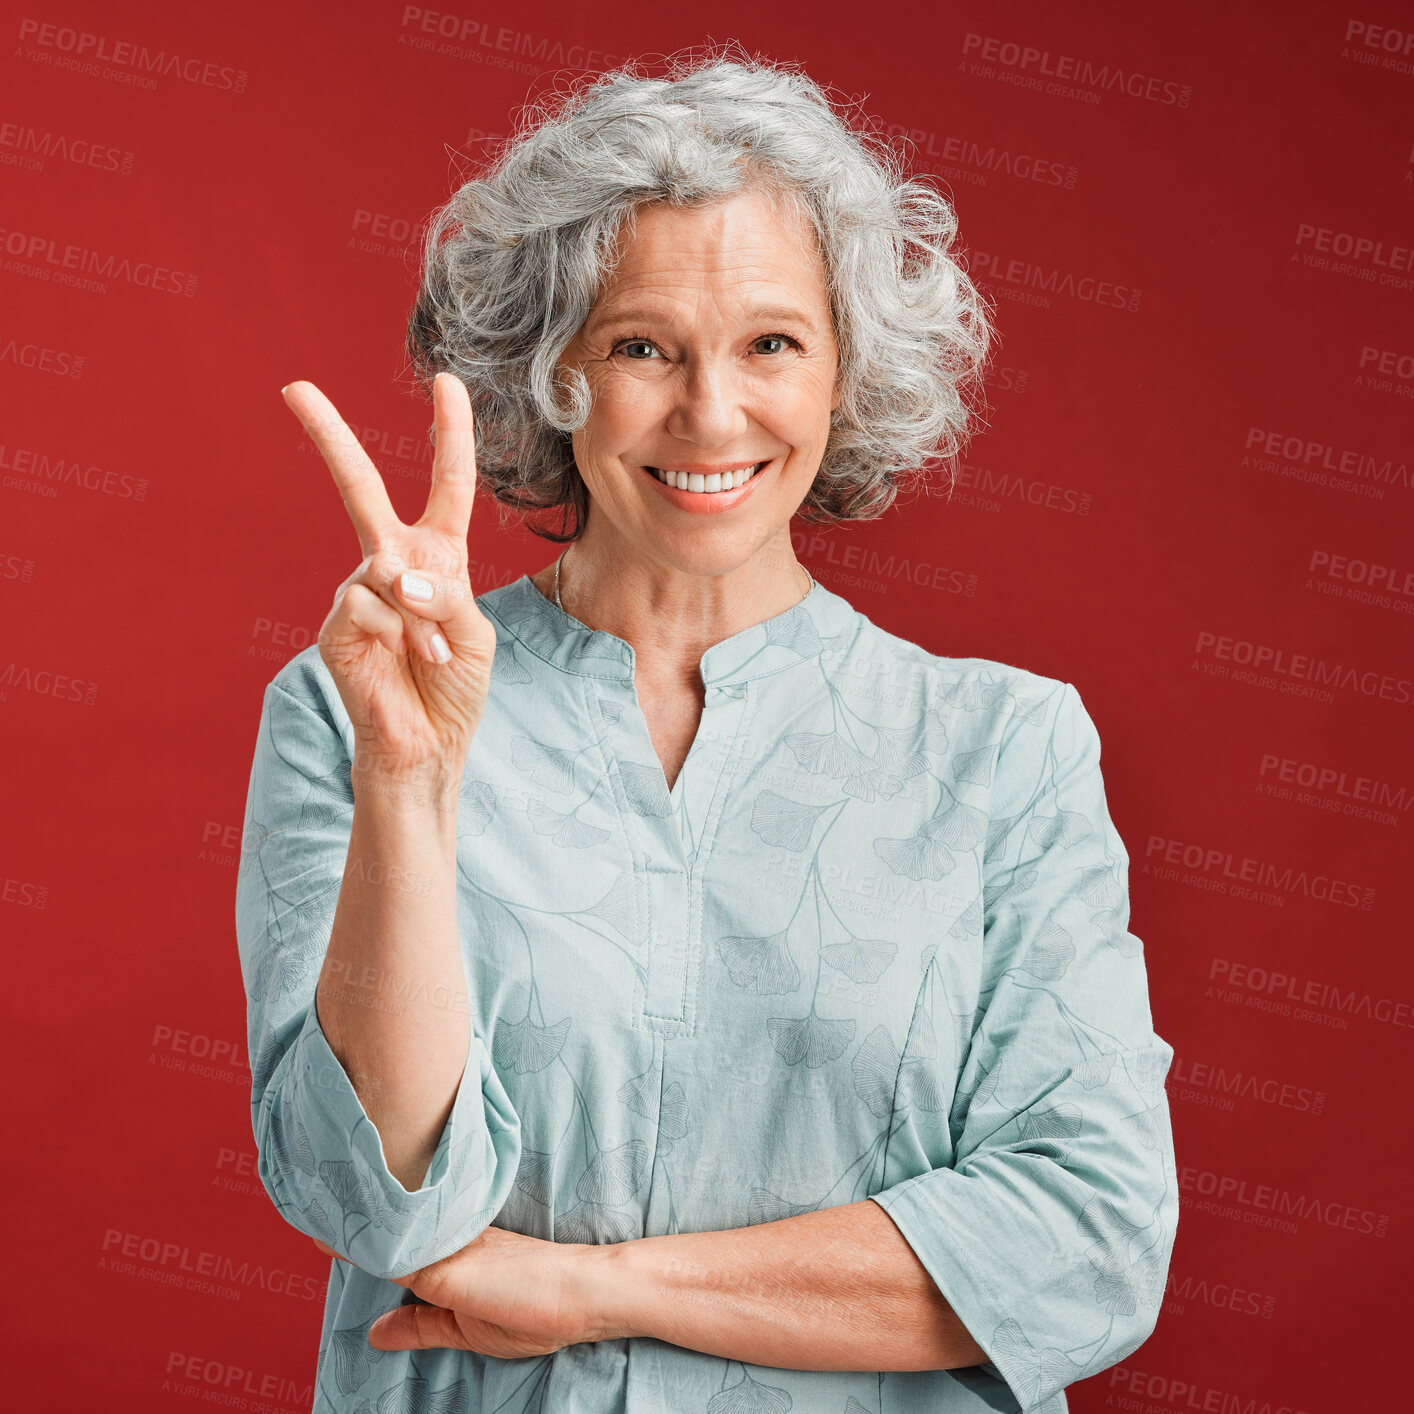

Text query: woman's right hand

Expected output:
[281,373,498,795]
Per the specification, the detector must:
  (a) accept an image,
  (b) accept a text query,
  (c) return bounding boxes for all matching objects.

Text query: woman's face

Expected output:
[557,186,839,576]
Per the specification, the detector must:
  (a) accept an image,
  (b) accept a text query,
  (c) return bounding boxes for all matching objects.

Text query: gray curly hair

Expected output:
[404,44,994,543]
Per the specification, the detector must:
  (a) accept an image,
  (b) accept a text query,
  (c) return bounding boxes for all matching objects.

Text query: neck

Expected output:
[534,533,812,684]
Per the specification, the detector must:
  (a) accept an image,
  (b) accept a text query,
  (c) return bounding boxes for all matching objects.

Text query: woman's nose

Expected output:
[663,358,748,447]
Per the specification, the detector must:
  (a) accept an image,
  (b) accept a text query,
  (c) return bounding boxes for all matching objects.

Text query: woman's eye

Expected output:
[613,334,801,359]
[753,334,800,355]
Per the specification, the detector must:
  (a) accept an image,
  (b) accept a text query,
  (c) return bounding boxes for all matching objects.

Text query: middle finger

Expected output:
[417,372,479,543]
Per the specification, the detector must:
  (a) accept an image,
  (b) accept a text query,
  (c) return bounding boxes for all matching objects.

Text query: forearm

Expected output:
[591,1199,988,1371]
[315,761,466,1192]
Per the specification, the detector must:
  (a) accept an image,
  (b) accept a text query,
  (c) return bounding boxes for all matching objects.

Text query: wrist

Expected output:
[351,754,465,821]
[575,1237,658,1344]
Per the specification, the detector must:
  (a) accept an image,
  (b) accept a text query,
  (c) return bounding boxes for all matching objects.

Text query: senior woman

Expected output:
[237,53,1177,1414]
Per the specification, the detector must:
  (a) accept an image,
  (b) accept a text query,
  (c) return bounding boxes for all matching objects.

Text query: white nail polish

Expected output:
[401,572,434,601]
[429,633,451,663]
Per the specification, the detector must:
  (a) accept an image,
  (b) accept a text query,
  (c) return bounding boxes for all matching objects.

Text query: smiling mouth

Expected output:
[643,462,768,493]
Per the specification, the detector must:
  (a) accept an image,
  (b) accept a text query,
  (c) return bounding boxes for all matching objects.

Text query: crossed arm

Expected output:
[315,1198,988,1370]
[589,1197,988,1370]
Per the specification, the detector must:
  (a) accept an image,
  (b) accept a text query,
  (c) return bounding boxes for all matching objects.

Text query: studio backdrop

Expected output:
[3,1,1409,1409]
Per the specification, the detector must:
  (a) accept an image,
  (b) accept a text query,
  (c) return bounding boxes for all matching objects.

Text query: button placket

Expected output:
[636,680,752,1035]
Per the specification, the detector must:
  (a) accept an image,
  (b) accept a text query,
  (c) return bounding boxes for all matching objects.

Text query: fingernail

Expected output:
[400,571,434,601]
[429,633,451,664]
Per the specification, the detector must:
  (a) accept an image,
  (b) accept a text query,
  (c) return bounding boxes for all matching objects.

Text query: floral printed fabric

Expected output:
[235,572,1177,1413]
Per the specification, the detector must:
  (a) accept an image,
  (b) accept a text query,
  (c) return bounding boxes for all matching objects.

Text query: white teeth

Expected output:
[650,462,765,492]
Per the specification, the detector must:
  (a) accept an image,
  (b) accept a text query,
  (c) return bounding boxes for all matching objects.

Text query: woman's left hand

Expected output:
[309,1228,614,1356]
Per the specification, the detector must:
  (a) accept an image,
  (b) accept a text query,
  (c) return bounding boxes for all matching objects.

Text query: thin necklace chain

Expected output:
[554,544,814,614]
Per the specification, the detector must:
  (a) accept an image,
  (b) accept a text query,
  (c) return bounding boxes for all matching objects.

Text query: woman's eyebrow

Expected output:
[587,301,820,332]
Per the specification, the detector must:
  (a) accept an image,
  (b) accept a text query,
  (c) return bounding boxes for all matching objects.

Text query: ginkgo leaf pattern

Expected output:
[852,1024,906,1119]
[235,574,1177,1413]
[619,760,674,816]
[872,830,957,881]
[707,1368,794,1414]
[751,790,832,851]
[583,874,637,942]
[492,1015,570,1075]
[526,798,610,849]
[511,735,581,793]
[328,1314,388,1395]
[1022,920,1077,980]
[988,1321,1084,1407]
[717,931,803,994]
[819,934,897,984]
[456,780,497,836]
[490,636,533,686]
[767,1009,856,1068]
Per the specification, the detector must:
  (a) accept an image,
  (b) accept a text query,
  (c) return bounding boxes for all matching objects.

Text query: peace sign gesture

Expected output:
[282,373,497,795]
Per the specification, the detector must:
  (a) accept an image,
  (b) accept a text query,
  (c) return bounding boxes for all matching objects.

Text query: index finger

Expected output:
[282,380,402,555]
[416,372,478,541]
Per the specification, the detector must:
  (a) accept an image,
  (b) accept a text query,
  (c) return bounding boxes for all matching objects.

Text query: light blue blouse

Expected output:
[236,572,1178,1413]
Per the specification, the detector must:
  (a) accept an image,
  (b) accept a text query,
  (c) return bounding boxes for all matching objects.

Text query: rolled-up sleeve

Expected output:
[235,667,522,1281]
[869,681,1178,1411]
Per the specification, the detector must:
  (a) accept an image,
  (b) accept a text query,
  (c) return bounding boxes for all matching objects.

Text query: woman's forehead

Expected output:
[592,196,829,315]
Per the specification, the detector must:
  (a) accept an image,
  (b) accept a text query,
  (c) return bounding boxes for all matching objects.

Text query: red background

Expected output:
[3,1,1409,1408]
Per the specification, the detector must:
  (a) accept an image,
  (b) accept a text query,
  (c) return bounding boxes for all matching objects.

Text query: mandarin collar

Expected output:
[482,573,859,688]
